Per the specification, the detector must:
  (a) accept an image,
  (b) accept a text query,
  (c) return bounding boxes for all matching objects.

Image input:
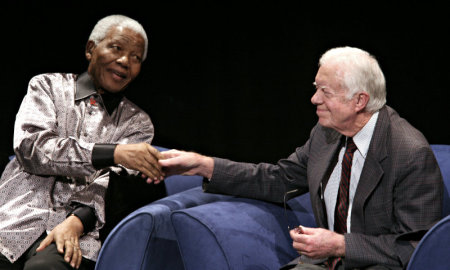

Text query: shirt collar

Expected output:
[75,72,124,115]
[75,72,97,101]
[352,111,379,158]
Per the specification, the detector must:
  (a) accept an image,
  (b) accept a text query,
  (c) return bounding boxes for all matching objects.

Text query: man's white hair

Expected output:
[88,15,148,61]
[319,46,386,113]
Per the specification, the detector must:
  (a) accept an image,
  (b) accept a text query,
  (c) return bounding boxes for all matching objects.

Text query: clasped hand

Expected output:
[158,149,214,179]
[289,226,345,259]
[114,143,165,183]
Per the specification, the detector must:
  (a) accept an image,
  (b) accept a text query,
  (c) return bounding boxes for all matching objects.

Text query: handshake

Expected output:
[114,143,214,184]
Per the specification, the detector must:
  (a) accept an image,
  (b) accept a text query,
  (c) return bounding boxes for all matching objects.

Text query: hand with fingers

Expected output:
[36,215,84,269]
[289,226,345,259]
[158,149,214,180]
[114,143,165,183]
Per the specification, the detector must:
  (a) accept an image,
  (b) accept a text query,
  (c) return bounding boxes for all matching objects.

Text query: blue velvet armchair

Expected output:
[96,144,450,270]
[170,144,450,270]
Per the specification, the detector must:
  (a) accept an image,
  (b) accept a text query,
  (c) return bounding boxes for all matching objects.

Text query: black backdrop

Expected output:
[2,1,449,169]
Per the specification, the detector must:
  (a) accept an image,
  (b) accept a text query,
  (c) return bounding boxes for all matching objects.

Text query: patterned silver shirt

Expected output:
[0,72,154,262]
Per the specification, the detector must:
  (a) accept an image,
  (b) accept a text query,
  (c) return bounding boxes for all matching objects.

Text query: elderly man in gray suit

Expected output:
[157,46,443,270]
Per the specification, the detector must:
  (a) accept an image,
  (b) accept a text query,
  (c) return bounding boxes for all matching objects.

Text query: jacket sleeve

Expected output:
[204,138,312,203]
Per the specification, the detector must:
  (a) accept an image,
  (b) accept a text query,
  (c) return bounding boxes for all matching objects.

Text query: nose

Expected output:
[311,90,322,105]
[116,54,129,68]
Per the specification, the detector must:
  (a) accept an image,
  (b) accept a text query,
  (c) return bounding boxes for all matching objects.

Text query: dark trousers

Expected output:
[284,262,391,270]
[280,256,392,270]
[0,233,95,270]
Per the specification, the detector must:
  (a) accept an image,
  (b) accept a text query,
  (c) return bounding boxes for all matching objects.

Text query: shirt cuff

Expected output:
[67,205,96,234]
[92,144,117,169]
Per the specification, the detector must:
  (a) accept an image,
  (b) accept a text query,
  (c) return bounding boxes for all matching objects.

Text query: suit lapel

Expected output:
[351,106,389,232]
[309,128,343,228]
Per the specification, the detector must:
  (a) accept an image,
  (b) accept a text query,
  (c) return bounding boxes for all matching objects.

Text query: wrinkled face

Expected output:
[310,64,358,133]
[86,26,145,93]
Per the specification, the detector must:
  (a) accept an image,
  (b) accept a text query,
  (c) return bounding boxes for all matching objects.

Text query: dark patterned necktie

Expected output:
[334,137,357,234]
[328,137,357,269]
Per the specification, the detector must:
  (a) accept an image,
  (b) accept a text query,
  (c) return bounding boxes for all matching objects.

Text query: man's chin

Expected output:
[101,84,127,94]
[317,118,331,128]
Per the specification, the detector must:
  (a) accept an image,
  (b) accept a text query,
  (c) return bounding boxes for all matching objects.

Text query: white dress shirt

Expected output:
[324,112,379,233]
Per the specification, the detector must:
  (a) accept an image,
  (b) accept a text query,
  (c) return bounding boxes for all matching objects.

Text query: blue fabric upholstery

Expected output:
[406,215,450,270]
[95,146,231,270]
[95,187,232,270]
[171,194,316,270]
[406,144,450,270]
[171,144,450,270]
[430,144,450,217]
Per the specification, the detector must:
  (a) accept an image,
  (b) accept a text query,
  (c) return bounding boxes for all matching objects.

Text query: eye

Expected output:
[128,54,142,64]
[322,88,334,97]
[111,45,121,51]
[133,55,142,62]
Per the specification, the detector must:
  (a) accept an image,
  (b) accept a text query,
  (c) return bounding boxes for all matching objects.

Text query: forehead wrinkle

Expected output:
[106,28,145,54]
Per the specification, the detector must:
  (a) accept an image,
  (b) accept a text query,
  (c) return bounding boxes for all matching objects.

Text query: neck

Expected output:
[341,111,373,137]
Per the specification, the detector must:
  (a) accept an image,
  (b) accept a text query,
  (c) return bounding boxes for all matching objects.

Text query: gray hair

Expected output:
[319,46,386,113]
[88,15,148,61]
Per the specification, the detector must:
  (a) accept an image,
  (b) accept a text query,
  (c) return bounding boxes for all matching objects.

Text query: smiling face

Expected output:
[86,25,145,93]
[310,63,359,134]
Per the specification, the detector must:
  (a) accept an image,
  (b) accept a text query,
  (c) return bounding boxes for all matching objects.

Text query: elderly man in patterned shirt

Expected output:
[0,15,163,269]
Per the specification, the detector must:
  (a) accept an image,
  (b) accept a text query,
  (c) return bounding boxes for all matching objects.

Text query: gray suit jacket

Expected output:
[205,106,443,269]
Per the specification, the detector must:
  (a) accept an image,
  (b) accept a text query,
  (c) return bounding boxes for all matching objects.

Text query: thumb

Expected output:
[158,158,173,166]
[36,234,54,252]
[298,225,313,235]
[148,145,163,159]
[158,158,176,167]
[159,149,182,160]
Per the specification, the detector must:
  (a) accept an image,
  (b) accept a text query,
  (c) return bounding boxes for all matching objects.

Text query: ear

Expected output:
[355,91,370,112]
[85,40,95,61]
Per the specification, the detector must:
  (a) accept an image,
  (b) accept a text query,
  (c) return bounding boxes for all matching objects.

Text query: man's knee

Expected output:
[23,243,70,270]
[24,255,69,270]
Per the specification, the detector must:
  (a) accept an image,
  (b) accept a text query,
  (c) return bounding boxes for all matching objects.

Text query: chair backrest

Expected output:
[407,145,450,269]
[430,144,450,217]
[406,214,450,270]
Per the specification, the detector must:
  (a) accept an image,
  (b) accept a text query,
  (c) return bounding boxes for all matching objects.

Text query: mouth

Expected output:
[110,69,127,80]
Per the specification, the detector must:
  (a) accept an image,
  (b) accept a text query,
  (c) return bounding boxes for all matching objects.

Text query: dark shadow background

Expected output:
[2,1,449,169]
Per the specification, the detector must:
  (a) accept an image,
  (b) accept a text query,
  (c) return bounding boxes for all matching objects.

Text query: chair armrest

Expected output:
[286,192,316,228]
[171,194,316,270]
[406,214,450,270]
[95,187,233,270]
[164,174,203,196]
